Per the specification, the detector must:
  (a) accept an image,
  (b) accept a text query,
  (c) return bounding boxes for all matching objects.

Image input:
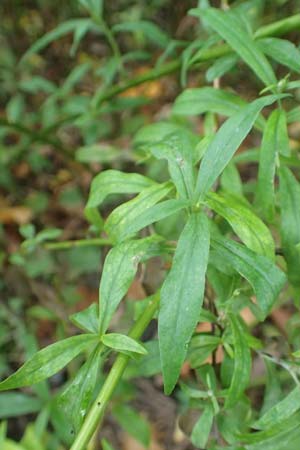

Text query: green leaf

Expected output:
[101,439,115,450]
[255,109,288,222]
[112,404,150,447]
[112,21,169,47]
[58,345,101,432]
[22,19,93,60]
[253,385,300,431]
[85,170,155,228]
[101,333,147,355]
[207,191,275,259]
[0,334,98,391]
[195,95,283,199]
[206,54,238,82]
[191,404,214,448]
[125,340,161,378]
[238,411,300,445]
[105,198,188,243]
[146,130,199,199]
[220,163,243,197]
[279,167,300,286]
[158,212,210,394]
[79,0,103,18]
[99,235,164,335]
[0,393,42,418]
[211,236,286,319]
[70,303,99,334]
[173,87,247,118]
[104,182,174,242]
[225,315,251,408]
[257,37,300,73]
[192,8,277,86]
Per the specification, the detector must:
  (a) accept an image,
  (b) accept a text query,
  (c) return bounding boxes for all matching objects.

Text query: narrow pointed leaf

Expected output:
[255,109,288,222]
[99,235,164,335]
[207,192,275,259]
[191,404,214,448]
[253,386,300,431]
[279,167,300,286]
[195,95,283,199]
[146,130,198,199]
[58,345,101,432]
[85,170,155,228]
[101,333,147,355]
[112,404,150,447]
[158,212,210,394]
[0,334,98,391]
[225,315,251,408]
[173,87,246,118]
[104,182,173,242]
[193,8,277,86]
[257,37,300,73]
[211,236,286,319]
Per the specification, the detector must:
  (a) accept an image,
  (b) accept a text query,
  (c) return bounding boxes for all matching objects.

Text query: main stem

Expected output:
[70,293,160,450]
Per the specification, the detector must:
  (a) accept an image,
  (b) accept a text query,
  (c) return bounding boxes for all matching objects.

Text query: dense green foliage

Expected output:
[1,1,300,449]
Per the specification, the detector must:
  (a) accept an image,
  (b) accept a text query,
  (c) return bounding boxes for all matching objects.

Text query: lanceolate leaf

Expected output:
[105,198,188,243]
[195,95,283,199]
[207,192,275,259]
[0,334,98,391]
[279,167,300,286]
[158,212,210,394]
[59,345,101,432]
[211,236,286,319]
[104,182,174,242]
[101,333,147,355]
[253,385,300,431]
[255,110,286,222]
[85,169,156,227]
[257,37,300,73]
[147,130,198,199]
[173,87,247,118]
[225,314,251,408]
[99,235,164,335]
[192,8,277,87]
[191,404,214,448]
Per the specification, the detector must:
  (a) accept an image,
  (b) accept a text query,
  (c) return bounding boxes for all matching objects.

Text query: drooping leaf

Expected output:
[257,37,300,73]
[279,167,300,286]
[146,130,199,199]
[255,109,288,222]
[101,333,147,355]
[195,95,283,200]
[253,385,300,431]
[191,404,214,448]
[104,182,174,242]
[173,87,247,118]
[225,315,251,408]
[207,191,275,259]
[85,170,155,228]
[0,335,98,391]
[211,235,286,319]
[191,8,277,87]
[158,212,210,394]
[112,404,150,447]
[105,198,188,243]
[21,19,94,60]
[99,235,164,335]
[206,54,239,82]
[58,345,101,432]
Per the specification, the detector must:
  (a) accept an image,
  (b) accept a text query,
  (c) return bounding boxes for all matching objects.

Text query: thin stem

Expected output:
[70,293,160,450]
[44,238,111,250]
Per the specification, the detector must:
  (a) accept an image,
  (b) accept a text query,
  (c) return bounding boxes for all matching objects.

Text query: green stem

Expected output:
[254,14,300,39]
[70,293,160,450]
[44,238,111,250]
